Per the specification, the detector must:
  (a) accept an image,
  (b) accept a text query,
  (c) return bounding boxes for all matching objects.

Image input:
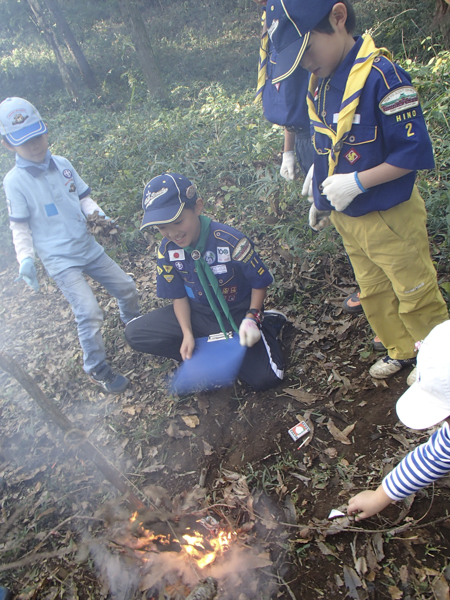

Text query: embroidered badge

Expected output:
[69,183,76,193]
[217,247,231,263]
[62,169,72,179]
[203,250,215,265]
[174,261,184,270]
[157,266,163,275]
[168,249,185,261]
[163,265,173,273]
[191,250,201,261]
[232,237,252,261]
[12,112,28,126]
[158,249,165,259]
[164,274,174,282]
[211,265,227,275]
[257,267,266,276]
[379,87,419,115]
[186,184,197,199]
[344,148,361,165]
[144,187,168,209]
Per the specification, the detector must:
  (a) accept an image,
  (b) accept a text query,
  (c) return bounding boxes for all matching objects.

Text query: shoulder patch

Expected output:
[232,237,252,261]
[379,86,419,115]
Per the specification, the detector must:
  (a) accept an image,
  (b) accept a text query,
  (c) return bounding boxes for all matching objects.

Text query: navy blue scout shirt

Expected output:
[312,36,435,217]
[156,221,273,306]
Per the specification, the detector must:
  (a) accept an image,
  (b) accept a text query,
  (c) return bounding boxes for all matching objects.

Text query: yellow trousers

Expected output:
[331,187,448,359]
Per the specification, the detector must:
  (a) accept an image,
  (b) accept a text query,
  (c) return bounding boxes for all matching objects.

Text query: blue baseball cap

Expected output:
[266,0,336,83]
[0,97,47,146]
[141,173,198,229]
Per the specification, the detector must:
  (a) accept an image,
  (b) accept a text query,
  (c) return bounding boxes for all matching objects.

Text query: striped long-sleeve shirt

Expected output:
[382,421,450,501]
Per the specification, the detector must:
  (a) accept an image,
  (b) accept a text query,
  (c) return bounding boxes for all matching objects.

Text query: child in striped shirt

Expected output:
[347,319,450,520]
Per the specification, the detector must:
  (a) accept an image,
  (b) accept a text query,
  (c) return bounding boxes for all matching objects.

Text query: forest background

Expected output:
[1,0,450,599]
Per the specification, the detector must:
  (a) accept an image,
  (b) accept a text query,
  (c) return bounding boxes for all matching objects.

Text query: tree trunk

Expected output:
[119,0,170,104]
[43,0,98,90]
[26,0,79,101]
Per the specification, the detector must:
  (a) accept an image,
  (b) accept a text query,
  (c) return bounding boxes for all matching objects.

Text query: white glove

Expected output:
[309,204,331,231]
[239,318,261,348]
[80,196,109,219]
[301,164,314,203]
[322,172,365,212]
[280,151,296,181]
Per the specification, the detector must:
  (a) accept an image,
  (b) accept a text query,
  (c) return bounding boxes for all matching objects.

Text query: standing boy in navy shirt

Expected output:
[267,0,448,379]
[0,97,140,393]
[125,173,285,391]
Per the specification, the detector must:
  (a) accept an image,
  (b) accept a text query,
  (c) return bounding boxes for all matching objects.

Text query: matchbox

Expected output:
[288,421,310,442]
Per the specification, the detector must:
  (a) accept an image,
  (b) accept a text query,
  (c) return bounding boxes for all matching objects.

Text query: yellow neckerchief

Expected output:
[306,34,391,176]
[255,9,268,103]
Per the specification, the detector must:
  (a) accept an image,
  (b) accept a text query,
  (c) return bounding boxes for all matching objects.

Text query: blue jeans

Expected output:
[53,252,140,374]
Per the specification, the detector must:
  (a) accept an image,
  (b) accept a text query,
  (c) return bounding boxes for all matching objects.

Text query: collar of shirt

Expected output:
[15,150,55,176]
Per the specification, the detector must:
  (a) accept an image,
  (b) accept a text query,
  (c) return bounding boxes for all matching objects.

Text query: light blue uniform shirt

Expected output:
[4,154,104,277]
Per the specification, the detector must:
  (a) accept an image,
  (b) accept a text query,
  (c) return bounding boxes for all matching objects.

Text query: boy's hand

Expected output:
[16,257,39,292]
[309,205,331,231]
[180,332,196,361]
[280,151,296,181]
[301,164,314,202]
[347,487,392,521]
[322,172,364,211]
[239,318,261,347]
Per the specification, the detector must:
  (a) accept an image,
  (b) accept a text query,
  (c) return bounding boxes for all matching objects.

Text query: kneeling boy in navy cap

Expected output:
[125,173,286,391]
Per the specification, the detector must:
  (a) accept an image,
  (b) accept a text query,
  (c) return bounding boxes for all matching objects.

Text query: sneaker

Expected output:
[89,364,130,393]
[369,356,416,379]
[406,366,417,386]
[372,335,385,351]
[264,310,288,335]
[342,291,363,314]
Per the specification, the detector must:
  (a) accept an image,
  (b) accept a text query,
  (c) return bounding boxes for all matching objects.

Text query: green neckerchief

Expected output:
[185,215,239,338]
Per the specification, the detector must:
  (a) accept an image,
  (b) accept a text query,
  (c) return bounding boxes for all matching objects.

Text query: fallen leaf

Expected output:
[122,406,135,416]
[343,565,363,599]
[327,419,352,445]
[317,541,339,558]
[181,415,199,428]
[342,422,356,438]
[388,586,403,599]
[432,574,450,600]
[283,388,318,405]
[166,422,192,439]
[203,440,213,456]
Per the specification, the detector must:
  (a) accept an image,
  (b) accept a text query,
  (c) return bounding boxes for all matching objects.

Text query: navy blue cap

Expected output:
[266,0,336,83]
[141,173,198,229]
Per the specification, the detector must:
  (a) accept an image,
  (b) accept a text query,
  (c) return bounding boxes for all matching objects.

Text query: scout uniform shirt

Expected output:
[311,36,435,217]
[156,221,273,305]
[4,155,104,277]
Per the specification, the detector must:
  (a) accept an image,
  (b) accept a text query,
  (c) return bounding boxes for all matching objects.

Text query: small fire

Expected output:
[182,530,232,569]
[129,512,234,569]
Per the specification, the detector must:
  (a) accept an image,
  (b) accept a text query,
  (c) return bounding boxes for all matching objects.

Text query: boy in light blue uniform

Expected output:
[267,0,448,379]
[0,97,140,393]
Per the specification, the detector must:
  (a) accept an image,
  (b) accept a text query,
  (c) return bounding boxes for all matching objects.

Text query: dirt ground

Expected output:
[1,227,450,600]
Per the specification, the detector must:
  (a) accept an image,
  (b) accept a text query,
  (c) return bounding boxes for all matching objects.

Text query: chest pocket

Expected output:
[313,125,378,154]
[343,125,378,146]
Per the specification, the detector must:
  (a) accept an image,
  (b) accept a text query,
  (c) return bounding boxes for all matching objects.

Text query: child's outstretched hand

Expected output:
[180,333,196,361]
[347,486,392,521]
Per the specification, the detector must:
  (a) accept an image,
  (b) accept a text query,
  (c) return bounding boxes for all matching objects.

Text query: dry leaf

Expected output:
[283,388,318,405]
[317,541,339,558]
[122,406,135,415]
[203,440,213,456]
[342,422,356,438]
[388,586,403,600]
[181,415,200,428]
[432,574,450,600]
[343,565,363,599]
[327,419,352,445]
[166,422,192,439]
